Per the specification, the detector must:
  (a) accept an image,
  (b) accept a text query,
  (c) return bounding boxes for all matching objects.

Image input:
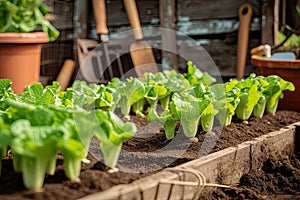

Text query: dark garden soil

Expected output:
[199,154,300,200]
[0,110,300,200]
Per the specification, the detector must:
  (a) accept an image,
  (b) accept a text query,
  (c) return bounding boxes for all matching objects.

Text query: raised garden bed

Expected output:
[1,110,300,200]
[0,66,298,200]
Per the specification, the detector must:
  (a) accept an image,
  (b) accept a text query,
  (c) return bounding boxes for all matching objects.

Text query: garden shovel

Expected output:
[123,0,159,78]
[92,0,114,78]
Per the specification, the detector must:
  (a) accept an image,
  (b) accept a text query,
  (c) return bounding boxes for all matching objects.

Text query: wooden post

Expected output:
[282,0,287,26]
[74,0,89,72]
[159,0,178,70]
[74,0,88,39]
[274,0,280,45]
[261,0,274,45]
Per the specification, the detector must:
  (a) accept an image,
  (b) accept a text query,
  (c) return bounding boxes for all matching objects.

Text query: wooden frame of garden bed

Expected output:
[80,122,300,200]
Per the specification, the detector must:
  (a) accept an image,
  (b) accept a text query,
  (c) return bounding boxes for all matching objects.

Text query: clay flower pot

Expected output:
[251,55,300,112]
[0,32,49,93]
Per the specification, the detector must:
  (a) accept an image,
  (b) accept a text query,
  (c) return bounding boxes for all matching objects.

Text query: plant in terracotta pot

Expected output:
[0,0,60,93]
[251,32,300,112]
[251,2,300,112]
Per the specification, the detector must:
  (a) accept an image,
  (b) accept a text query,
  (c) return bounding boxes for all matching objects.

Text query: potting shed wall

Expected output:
[74,0,262,79]
[41,0,265,84]
[41,0,298,85]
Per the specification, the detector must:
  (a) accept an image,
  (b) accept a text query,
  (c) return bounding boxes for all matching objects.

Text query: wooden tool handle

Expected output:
[44,13,57,23]
[92,0,109,35]
[250,45,265,55]
[56,59,76,91]
[123,0,143,40]
[236,3,253,79]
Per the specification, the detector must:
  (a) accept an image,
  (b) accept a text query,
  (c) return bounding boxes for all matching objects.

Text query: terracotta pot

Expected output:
[0,32,48,93]
[251,55,300,112]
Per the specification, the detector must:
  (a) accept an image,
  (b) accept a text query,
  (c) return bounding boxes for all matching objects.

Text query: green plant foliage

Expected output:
[93,110,136,169]
[0,0,60,41]
[0,61,295,191]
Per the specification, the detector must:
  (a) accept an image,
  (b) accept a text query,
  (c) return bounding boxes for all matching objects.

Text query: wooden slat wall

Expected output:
[85,0,263,78]
[104,0,262,26]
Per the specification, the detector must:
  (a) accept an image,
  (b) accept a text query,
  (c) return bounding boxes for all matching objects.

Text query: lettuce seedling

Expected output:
[6,99,54,126]
[119,78,146,117]
[50,105,94,161]
[163,69,191,93]
[184,61,216,86]
[148,83,210,139]
[216,81,240,126]
[94,85,115,111]
[145,84,168,110]
[0,79,16,111]
[188,84,218,132]
[252,95,267,118]
[132,98,146,118]
[200,103,219,132]
[235,74,262,120]
[62,81,118,111]
[172,93,210,136]
[0,118,10,175]
[252,76,269,118]
[264,75,295,114]
[161,70,191,110]
[147,108,179,139]
[93,110,136,169]
[62,81,96,108]
[104,78,124,111]
[20,82,58,106]
[132,81,169,118]
[144,72,171,110]
[10,119,61,191]
[56,119,86,182]
[144,70,190,110]
[7,84,90,183]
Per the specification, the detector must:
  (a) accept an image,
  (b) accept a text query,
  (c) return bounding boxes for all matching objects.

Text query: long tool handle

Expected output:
[56,59,76,91]
[92,0,109,35]
[236,3,253,79]
[123,0,143,40]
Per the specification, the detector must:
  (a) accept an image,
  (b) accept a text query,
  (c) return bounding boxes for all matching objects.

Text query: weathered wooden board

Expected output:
[106,0,159,27]
[160,0,178,70]
[177,17,261,35]
[103,0,262,27]
[177,0,261,20]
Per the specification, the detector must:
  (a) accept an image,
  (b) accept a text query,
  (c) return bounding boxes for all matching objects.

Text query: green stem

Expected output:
[201,114,215,132]
[1,14,12,32]
[46,154,57,175]
[21,157,47,192]
[100,141,122,169]
[63,152,81,182]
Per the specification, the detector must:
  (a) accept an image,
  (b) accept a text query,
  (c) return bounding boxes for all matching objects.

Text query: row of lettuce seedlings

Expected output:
[0,61,295,191]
